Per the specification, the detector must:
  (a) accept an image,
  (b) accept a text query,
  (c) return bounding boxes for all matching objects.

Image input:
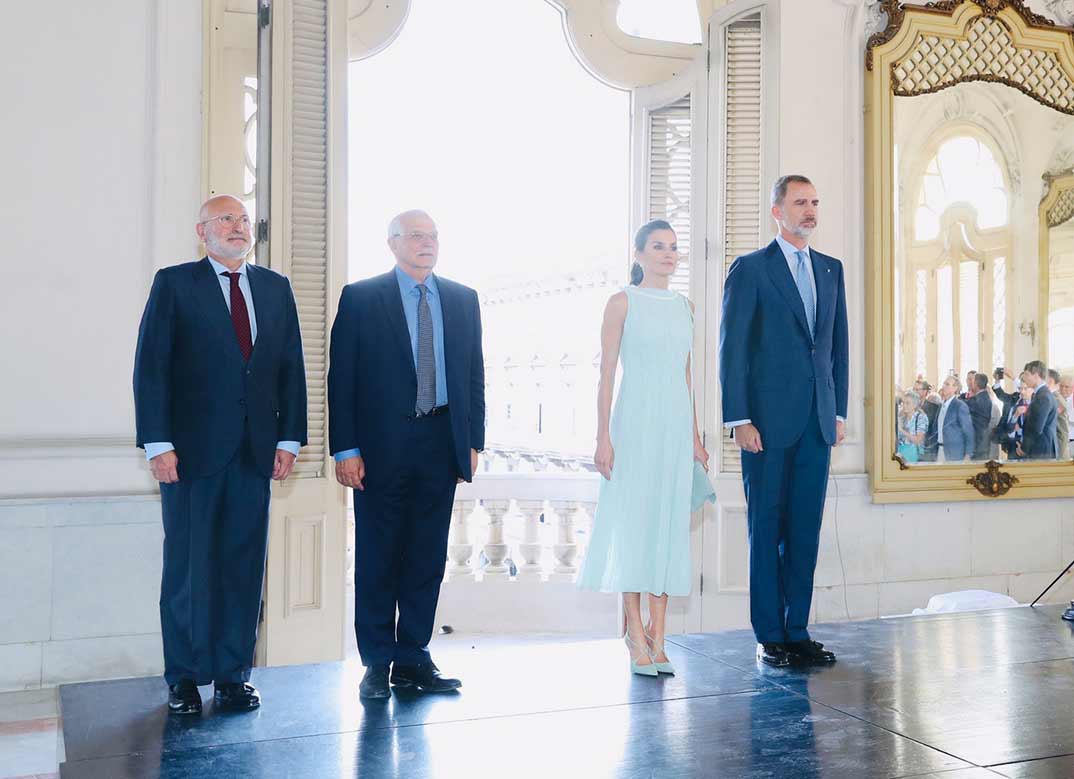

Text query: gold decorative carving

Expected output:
[966,460,1019,496]
[865,0,1074,502]
[1045,176,1074,226]
[867,0,1062,71]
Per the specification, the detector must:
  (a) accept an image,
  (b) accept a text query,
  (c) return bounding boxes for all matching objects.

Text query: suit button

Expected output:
[239,399,246,406]
[246,369,252,376]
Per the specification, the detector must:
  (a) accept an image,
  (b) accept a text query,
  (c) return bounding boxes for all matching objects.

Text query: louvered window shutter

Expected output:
[291,0,329,477]
[720,12,763,474]
[647,96,693,295]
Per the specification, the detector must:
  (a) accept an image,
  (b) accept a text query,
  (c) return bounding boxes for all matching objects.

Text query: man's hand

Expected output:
[457,448,479,484]
[835,419,846,446]
[734,423,763,454]
[335,455,365,491]
[150,451,179,484]
[273,449,297,481]
[1016,442,1025,457]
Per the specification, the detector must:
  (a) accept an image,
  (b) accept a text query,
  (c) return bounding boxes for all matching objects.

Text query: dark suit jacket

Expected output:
[134,258,308,479]
[719,240,849,447]
[939,397,974,461]
[327,270,485,485]
[920,399,941,461]
[992,385,1018,443]
[966,392,993,459]
[1023,386,1059,459]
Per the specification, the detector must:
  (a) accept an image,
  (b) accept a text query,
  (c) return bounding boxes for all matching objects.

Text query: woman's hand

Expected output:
[595,437,615,480]
[694,437,710,472]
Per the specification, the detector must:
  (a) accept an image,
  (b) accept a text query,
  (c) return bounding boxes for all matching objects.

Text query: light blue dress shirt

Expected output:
[724,235,844,428]
[144,256,301,461]
[334,267,449,462]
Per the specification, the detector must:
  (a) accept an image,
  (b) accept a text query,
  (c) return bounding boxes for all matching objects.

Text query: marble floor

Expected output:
[46,604,1074,778]
[0,688,60,779]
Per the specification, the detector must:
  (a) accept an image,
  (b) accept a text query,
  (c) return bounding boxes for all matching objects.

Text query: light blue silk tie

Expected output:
[795,249,816,338]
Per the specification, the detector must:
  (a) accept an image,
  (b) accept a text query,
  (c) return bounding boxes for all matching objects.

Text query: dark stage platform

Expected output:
[58,605,1074,778]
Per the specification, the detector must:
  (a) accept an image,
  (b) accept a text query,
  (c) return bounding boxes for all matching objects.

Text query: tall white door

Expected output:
[256,0,350,666]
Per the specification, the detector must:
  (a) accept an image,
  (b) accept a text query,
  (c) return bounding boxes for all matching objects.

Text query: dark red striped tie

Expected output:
[223,272,253,361]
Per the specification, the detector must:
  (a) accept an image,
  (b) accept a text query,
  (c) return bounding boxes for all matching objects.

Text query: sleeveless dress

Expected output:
[578,285,697,596]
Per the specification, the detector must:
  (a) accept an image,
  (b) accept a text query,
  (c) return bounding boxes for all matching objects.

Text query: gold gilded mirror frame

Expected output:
[865,0,1074,502]
[1040,170,1074,368]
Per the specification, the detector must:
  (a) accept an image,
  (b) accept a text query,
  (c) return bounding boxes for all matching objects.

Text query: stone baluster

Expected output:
[515,499,545,581]
[548,499,578,582]
[482,499,511,580]
[446,500,476,582]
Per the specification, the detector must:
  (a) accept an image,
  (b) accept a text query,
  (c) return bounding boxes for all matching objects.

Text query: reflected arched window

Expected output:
[914,136,1007,241]
[899,132,1011,390]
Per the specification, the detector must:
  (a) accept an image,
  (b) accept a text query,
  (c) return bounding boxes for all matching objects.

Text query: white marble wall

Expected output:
[0,498,164,692]
[0,0,203,499]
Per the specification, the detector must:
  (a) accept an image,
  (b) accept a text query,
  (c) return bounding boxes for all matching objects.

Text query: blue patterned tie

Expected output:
[415,284,436,414]
[795,250,816,338]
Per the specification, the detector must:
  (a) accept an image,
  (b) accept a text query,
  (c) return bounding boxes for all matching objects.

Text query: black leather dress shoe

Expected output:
[786,639,837,665]
[1062,602,1074,622]
[756,642,790,667]
[168,680,202,715]
[213,682,261,711]
[359,665,391,699]
[390,662,462,693]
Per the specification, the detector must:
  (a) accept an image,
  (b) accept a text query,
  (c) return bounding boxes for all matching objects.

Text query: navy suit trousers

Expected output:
[741,401,831,644]
[353,413,458,667]
[158,434,271,686]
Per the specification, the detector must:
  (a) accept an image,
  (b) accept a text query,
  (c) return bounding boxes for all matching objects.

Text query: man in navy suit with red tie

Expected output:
[719,175,849,668]
[134,195,307,714]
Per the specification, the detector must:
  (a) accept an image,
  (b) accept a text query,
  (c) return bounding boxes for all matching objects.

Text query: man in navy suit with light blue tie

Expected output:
[719,175,849,667]
[329,210,485,700]
[134,195,307,714]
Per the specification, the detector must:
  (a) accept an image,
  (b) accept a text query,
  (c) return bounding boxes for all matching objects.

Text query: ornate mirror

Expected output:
[866,0,1074,501]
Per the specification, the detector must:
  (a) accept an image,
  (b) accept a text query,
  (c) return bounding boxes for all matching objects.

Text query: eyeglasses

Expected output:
[201,214,251,228]
[394,231,439,243]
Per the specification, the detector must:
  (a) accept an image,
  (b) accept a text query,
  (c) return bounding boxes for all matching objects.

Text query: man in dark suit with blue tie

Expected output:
[134,195,307,714]
[719,175,849,667]
[329,210,485,700]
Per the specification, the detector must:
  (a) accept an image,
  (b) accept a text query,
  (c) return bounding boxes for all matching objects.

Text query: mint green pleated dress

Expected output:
[578,285,698,597]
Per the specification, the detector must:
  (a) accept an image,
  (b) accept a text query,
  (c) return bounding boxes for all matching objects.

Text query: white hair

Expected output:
[388,209,433,239]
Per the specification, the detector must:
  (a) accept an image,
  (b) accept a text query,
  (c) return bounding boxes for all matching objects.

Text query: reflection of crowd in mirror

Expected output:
[896,361,1073,463]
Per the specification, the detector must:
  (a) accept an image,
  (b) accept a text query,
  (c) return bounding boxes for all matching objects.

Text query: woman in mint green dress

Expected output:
[578,220,713,676]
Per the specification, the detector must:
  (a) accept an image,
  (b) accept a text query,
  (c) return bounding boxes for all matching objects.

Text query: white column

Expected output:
[549,499,579,582]
[482,499,512,580]
[516,499,545,581]
[446,499,476,582]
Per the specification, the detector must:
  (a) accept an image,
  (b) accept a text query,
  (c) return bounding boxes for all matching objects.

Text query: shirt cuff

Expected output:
[333,448,361,462]
[724,419,751,428]
[837,416,846,423]
[276,441,300,456]
[144,442,174,461]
